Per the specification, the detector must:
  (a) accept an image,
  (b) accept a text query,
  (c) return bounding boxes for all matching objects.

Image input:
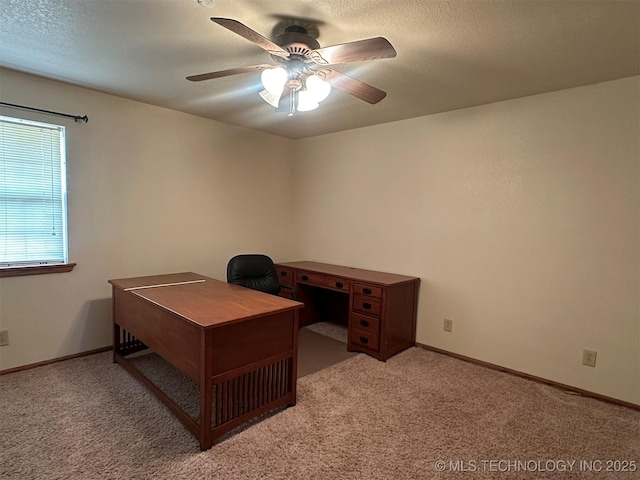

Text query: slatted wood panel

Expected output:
[117,329,147,356]
[213,357,291,427]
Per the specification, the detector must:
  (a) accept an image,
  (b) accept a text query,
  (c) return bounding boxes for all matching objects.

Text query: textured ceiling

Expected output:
[1,0,639,139]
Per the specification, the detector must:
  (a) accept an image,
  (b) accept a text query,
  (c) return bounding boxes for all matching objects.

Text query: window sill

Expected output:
[0,263,76,278]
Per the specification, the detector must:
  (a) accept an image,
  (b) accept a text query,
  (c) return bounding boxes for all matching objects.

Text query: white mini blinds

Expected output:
[0,116,68,267]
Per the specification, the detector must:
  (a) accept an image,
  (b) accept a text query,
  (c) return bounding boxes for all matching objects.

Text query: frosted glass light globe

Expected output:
[297,91,319,111]
[305,74,331,103]
[261,67,287,95]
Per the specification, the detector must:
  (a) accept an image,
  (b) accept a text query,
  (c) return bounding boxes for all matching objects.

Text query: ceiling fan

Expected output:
[186,17,397,116]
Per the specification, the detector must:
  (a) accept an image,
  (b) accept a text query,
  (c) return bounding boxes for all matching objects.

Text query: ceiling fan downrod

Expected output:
[286,78,303,117]
[289,90,296,117]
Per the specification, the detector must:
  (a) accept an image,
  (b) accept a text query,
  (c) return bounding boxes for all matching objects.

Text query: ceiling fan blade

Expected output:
[309,37,396,65]
[186,64,273,82]
[211,17,289,59]
[319,69,387,104]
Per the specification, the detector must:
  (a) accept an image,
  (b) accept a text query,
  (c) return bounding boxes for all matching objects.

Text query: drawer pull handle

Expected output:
[280,271,287,276]
[363,288,372,294]
[359,336,369,344]
[301,275,309,281]
[335,281,343,288]
[362,302,372,310]
[360,319,369,327]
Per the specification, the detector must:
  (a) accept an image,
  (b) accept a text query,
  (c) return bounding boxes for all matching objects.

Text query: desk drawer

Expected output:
[350,313,380,335]
[353,283,383,299]
[350,327,380,351]
[276,267,294,287]
[352,294,382,316]
[297,271,350,292]
[277,288,293,299]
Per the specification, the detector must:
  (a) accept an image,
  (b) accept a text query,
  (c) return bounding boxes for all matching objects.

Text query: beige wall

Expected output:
[292,77,640,404]
[1,69,638,405]
[0,68,296,370]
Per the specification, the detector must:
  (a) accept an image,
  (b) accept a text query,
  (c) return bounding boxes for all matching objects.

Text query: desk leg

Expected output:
[199,329,213,450]
[112,323,120,364]
[112,292,118,364]
[290,310,299,406]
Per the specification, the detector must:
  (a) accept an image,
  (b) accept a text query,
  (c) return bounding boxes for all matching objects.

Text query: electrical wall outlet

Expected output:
[444,318,453,333]
[0,330,8,346]
[582,349,597,367]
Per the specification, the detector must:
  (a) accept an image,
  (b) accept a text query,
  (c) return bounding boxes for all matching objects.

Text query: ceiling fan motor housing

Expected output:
[274,25,320,61]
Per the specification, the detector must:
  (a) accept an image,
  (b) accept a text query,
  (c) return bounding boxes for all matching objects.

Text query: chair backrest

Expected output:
[226,254,281,296]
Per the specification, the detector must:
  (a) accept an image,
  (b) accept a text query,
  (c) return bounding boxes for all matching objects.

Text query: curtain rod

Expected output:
[0,102,88,123]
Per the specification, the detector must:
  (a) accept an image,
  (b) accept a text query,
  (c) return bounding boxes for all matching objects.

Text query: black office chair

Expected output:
[226,254,296,299]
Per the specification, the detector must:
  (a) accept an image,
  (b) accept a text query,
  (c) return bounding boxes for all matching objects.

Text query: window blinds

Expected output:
[0,116,68,266]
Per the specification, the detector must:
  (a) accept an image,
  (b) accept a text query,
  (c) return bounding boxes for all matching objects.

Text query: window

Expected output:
[0,115,74,277]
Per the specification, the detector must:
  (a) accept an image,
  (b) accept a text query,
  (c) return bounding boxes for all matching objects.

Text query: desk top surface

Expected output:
[109,272,302,328]
[276,261,419,286]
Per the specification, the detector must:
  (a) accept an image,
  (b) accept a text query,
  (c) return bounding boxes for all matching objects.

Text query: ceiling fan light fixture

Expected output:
[259,89,281,108]
[295,74,330,112]
[305,74,331,103]
[296,91,319,112]
[260,67,288,96]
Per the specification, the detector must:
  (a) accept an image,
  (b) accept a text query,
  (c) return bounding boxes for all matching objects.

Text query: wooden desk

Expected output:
[109,272,303,450]
[275,262,420,361]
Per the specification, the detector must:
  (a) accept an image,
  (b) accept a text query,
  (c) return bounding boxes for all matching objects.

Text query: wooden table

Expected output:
[275,262,419,361]
[109,272,303,450]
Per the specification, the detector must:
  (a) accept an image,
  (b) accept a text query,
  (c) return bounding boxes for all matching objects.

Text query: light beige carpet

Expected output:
[1,346,638,479]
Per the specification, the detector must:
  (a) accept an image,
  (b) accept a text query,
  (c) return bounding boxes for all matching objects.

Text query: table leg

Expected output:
[199,330,213,450]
